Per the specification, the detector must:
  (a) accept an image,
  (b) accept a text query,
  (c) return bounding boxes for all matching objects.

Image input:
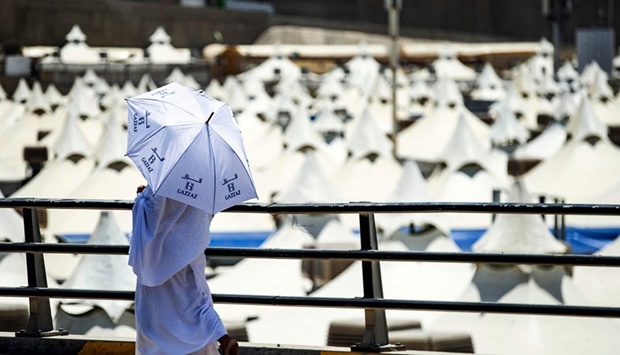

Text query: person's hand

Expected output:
[218,334,239,355]
[136,185,146,194]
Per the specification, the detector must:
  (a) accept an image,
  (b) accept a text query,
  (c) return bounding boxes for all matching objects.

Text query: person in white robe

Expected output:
[129,185,238,355]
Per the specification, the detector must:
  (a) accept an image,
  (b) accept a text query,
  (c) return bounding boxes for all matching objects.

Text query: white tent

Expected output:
[427,163,506,231]
[237,112,284,171]
[60,25,100,64]
[246,239,475,346]
[431,43,477,82]
[11,155,96,200]
[0,107,37,181]
[438,113,506,177]
[573,233,620,307]
[205,79,227,102]
[163,67,200,90]
[252,148,338,202]
[282,105,327,153]
[551,90,581,120]
[470,63,506,101]
[430,76,464,107]
[489,101,530,146]
[0,82,6,101]
[146,26,191,64]
[427,176,620,354]
[396,104,490,162]
[137,73,158,94]
[512,121,567,161]
[49,113,93,161]
[210,219,314,323]
[45,164,144,238]
[345,105,393,159]
[0,252,60,331]
[557,61,579,83]
[343,41,381,95]
[26,82,53,115]
[58,211,135,326]
[473,180,568,254]
[312,101,345,136]
[374,160,451,237]
[12,78,31,104]
[331,154,402,204]
[238,44,302,83]
[428,264,620,355]
[565,95,608,142]
[0,189,24,242]
[273,151,344,203]
[524,117,620,202]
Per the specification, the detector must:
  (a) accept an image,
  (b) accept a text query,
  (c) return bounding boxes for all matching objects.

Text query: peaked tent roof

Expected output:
[512,121,567,161]
[428,264,620,355]
[439,113,498,172]
[431,43,477,81]
[60,212,135,322]
[489,101,530,145]
[375,160,451,237]
[45,165,144,237]
[12,78,31,103]
[473,180,568,254]
[51,113,93,161]
[273,151,344,203]
[396,105,490,162]
[470,63,506,101]
[65,24,87,42]
[10,156,96,200]
[26,81,52,115]
[283,106,327,152]
[565,95,608,141]
[346,105,393,159]
[523,135,620,202]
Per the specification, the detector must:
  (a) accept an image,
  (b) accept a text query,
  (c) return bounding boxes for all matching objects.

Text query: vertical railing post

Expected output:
[492,189,501,222]
[16,208,67,337]
[351,212,404,352]
[561,199,566,242]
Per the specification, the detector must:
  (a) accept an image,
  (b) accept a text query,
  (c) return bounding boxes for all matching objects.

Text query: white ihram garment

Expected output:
[129,186,226,354]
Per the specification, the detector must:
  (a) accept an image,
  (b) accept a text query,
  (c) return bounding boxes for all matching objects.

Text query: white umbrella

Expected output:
[126,82,257,214]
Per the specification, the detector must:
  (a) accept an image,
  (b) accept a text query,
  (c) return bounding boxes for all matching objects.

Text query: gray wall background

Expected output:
[1,0,618,51]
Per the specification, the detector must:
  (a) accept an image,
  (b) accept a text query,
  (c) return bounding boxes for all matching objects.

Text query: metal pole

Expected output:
[17,208,68,337]
[351,212,404,352]
[386,0,401,158]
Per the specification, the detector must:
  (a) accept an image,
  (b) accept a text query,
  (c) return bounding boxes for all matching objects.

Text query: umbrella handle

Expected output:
[206,112,214,124]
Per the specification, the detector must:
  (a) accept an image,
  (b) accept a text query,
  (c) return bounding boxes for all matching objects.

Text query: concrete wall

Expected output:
[269,0,620,45]
[2,0,618,51]
[0,0,271,50]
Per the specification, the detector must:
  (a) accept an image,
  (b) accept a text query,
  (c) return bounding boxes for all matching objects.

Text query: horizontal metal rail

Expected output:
[3,243,620,267]
[1,198,620,215]
[1,199,619,348]
[1,287,619,319]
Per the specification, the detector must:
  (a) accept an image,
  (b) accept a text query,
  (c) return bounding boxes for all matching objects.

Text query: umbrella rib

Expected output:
[208,124,218,214]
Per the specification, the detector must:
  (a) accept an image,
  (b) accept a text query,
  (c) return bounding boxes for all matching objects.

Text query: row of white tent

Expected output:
[1,38,620,239]
[2,39,620,353]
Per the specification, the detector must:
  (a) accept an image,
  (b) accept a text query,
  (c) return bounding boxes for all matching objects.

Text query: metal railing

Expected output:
[1,198,620,351]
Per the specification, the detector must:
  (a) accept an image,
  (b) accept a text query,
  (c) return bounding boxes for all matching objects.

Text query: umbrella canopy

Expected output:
[126,82,257,214]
